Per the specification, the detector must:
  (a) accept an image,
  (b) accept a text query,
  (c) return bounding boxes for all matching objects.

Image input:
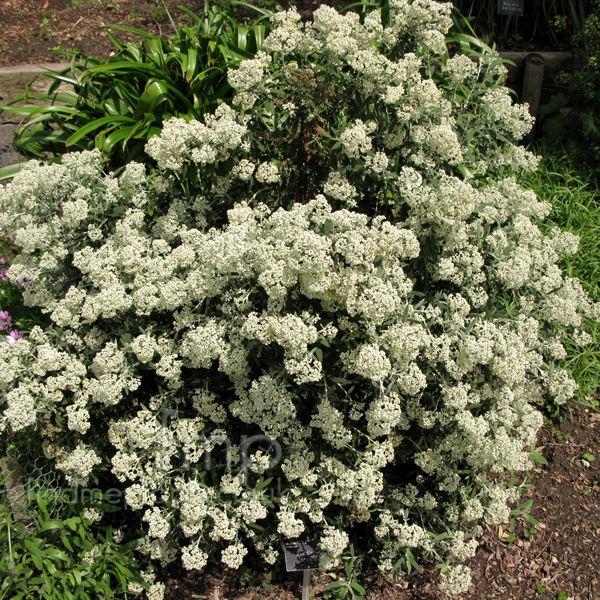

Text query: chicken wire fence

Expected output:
[1,447,71,521]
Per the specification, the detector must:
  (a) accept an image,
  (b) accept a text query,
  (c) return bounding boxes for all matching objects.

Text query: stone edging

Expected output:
[0,63,70,157]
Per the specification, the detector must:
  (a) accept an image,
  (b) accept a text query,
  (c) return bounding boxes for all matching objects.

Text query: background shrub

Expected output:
[540,0,600,170]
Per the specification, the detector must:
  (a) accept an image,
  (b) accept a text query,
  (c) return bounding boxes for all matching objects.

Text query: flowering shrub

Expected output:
[0,1,598,597]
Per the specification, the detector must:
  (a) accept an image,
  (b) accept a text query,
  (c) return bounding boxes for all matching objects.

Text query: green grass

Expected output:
[526,143,600,407]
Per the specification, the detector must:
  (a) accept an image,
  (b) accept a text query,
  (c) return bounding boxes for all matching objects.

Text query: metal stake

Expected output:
[302,569,312,600]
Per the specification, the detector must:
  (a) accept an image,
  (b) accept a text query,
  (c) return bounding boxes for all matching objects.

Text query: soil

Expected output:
[1,2,599,600]
[0,0,324,68]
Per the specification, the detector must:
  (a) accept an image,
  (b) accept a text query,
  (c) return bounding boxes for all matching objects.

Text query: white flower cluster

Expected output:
[55,443,102,486]
[227,51,272,109]
[255,161,280,184]
[323,171,358,206]
[145,104,247,172]
[340,120,375,158]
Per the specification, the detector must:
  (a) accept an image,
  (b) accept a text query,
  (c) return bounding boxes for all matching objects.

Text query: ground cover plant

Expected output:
[0,488,147,600]
[0,1,599,598]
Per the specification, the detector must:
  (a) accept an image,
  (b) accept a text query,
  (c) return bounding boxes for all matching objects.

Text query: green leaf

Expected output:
[66,115,135,146]
[119,537,146,554]
[133,80,172,120]
[217,42,254,62]
[17,130,72,147]
[252,25,268,50]
[38,519,67,533]
[405,549,423,573]
[523,513,540,526]
[0,163,25,182]
[111,205,129,217]
[510,499,533,516]
[230,0,274,19]
[10,92,78,105]
[255,477,273,491]
[101,125,140,155]
[28,553,44,571]
[0,104,79,117]
[351,581,367,595]
[65,517,81,531]
[175,5,203,25]
[42,548,69,562]
[529,453,548,465]
[101,24,158,40]
[26,70,79,91]
[323,581,346,590]
[185,48,198,82]
[87,61,161,76]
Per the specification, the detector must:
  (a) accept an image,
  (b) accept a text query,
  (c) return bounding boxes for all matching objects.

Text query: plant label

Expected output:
[497,0,524,16]
[284,541,321,572]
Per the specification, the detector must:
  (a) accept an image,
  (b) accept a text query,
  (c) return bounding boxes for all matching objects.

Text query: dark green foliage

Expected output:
[539,1,600,168]
[0,493,146,600]
[451,0,588,48]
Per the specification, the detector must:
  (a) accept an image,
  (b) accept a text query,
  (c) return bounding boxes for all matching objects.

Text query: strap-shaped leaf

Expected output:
[101,23,157,39]
[133,81,172,120]
[189,65,223,89]
[87,61,161,76]
[16,130,72,148]
[0,104,79,117]
[176,4,203,25]
[38,70,80,88]
[101,124,145,155]
[146,37,169,70]
[252,24,268,50]
[217,42,254,62]
[0,163,25,182]
[185,48,198,82]
[66,115,135,146]
[230,0,274,20]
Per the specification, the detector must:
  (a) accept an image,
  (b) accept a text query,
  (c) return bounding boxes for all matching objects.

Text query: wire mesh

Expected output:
[1,445,70,520]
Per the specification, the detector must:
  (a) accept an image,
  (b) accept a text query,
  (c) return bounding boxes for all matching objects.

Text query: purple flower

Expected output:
[0,311,11,331]
[0,269,9,283]
[6,330,23,346]
[0,258,7,264]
